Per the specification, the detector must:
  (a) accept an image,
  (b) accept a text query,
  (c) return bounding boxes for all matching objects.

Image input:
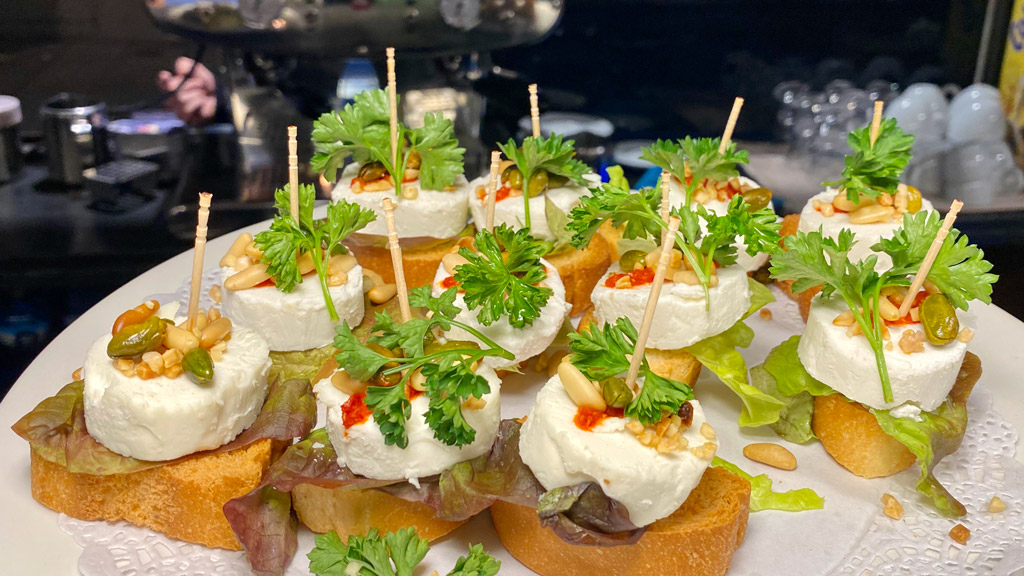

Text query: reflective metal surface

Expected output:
[39,94,108,187]
[143,0,562,57]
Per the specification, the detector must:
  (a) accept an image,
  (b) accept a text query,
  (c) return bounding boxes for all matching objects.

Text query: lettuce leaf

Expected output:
[712,457,825,512]
[605,165,629,191]
[745,276,775,318]
[537,483,644,546]
[873,400,969,517]
[12,378,315,476]
[748,336,834,443]
[269,345,336,384]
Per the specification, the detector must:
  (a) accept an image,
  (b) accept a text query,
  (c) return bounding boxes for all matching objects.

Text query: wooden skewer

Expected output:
[287,125,299,221]
[528,83,541,139]
[624,216,682,393]
[718,97,744,154]
[386,47,400,181]
[485,150,501,233]
[897,199,964,318]
[869,101,884,148]
[660,170,671,245]
[381,197,412,322]
[187,193,213,330]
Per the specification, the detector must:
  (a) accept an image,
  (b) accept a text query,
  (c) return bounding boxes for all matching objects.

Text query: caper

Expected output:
[601,377,633,409]
[183,347,214,386]
[368,342,402,385]
[107,316,166,359]
[502,166,523,189]
[547,173,569,188]
[905,185,923,213]
[424,340,481,355]
[618,250,647,272]
[742,187,773,212]
[358,161,387,182]
[919,293,959,345]
[406,150,422,170]
[527,169,549,197]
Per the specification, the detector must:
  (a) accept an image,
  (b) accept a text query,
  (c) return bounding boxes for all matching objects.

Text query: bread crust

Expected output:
[547,232,614,316]
[29,439,286,550]
[490,466,751,576]
[292,484,466,541]
[812,352,982,478]
[344,233,462,289]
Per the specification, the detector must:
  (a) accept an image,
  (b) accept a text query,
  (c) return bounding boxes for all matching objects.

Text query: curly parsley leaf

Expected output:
[422,361,492,446]
[447,544,501,576]
[824,117,914,200]
[700,195,782,266]
[307,527,428,576]
[639,137,748,186]
[454,225,553,328]
[334,322,392,381]
[639,139,688,183]
[626,369,694,426]
[498,134,589,185]
[407,112,466,190]
[409,285,461,324]
[567,183,662,249]
[365,381,412,449]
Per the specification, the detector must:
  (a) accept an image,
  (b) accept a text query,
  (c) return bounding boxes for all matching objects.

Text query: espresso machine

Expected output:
[142,0,563,235]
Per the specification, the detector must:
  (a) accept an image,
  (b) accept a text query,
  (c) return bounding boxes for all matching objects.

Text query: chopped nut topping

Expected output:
[628,414,689,453]
[759,308,773,321]
[898,329,926,355]
[881,493,904,520]
[957,327,975,343]
[988,496,1007,513]
[949,523,971,545]
[700,422,716,440]
[689,441,717,460]
[833,310,855,327]
[462,396,487,410]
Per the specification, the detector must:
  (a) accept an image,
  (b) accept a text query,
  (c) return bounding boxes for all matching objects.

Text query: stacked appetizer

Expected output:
[756,207,995,515]
[314,89,471,289]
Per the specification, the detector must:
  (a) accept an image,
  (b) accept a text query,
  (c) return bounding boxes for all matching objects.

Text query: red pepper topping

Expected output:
[341,392,372,428]
[887,291,929,326]
[604,267,656,289]
[476,185,511,203]
[441,276,459,289]
[573,406,626,431]
[406,384,424,400]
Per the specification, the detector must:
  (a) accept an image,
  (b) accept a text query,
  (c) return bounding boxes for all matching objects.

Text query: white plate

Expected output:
[2,218,1023,575]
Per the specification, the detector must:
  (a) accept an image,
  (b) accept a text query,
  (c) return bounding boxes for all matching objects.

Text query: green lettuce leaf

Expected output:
[764,336,833,397]
[712,457,825,512]
[748,336,834,443]
[605,165,629,191]
[545,195,575,253]
[745,276,775,318]
[873,401,969,517]
[269,345,335,383]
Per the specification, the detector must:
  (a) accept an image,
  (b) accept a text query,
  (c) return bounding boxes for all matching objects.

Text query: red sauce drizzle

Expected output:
[441,276,459,289]
[574,406,626,432]
[406,385,424,400]
[341,392,371,428]
[604,267,656,289]
[477,185,512,203]
[887,291,929,326]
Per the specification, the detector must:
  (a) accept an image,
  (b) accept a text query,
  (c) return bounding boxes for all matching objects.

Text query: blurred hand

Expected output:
[158,57,218,125]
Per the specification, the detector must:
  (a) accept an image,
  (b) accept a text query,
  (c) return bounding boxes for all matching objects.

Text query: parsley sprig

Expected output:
[497,134,589,230]
[569,318,694,425]
[823,118,914,202]
[312,89,465,192]
[333,287,514,448]
[770,212,996,403]
[254,184,376,321]
[453,225,553,328]
[640,137,749,206]
[308,527,500,576]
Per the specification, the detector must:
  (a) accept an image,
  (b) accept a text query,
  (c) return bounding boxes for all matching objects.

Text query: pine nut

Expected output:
[819,203,835,217]
[221,233,253,267]
[988,496,1007,513]
[708,273,720,287]
[166,324,199,352]
[878,295,901,321]
[832,192,874,213]
[462,396,487,410]
[72,367,83,381]
[442,252,470,275]
[547,350,569,378]
[408,369,427,391]
[879,192,894,206]
[401,185,419,200]
[923,279,941,294]
[363,268,384,292]
[331,370,367,395]
[194,311,209,333]
[742,442,797,470]
[849,204,896,224]
[244,242,263,261]
[645,249,659,269]
[225,263,271,290]
[209,284,222,303]
[200,317,232,348]
[328,271,348,287]
[614,275,631,289]
[369,283,398,304]
[557,361,606,411]
[329,253,358,274]
[881,493,904,519]
[208,307,221,321]
[297,251,316,275]
[673,270,700,285]
[234,255,252,270]
[209,340,228,362]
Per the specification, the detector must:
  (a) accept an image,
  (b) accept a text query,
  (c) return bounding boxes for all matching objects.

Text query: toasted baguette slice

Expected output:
[578,307,703,385]
[490,466,751,576]
[292,484,466,541]
[344,232,463,289]
[30,438,286,550]
[547,232,614,316]
[812,351,981,478]
[775,214,819,322]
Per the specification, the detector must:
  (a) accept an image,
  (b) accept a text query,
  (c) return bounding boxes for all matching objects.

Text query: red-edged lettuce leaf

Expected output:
[11,378,315,476]
[537,483,644,546]
[224,486,298,576]
[269,345,336,384]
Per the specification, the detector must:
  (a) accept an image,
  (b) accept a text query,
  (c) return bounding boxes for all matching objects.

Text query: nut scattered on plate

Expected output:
[881,493,904,520]
[743,442,797,471]
[949,523,971,545]
[759,308,773,321]
[988,496,1007,513]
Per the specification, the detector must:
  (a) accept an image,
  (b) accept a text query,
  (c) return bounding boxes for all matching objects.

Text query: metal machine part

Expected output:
[0,96,23,183]
[39,94,108,187]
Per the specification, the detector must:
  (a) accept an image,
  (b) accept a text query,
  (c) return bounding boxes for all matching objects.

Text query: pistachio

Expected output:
[182,347,215,386]
[107,316,167,359]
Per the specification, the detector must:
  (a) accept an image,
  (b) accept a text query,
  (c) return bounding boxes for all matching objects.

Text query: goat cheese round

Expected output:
[315,365,501,482]
[520,374,717,527]
[466,173,600,241]
[798,295,969,411]
[331,163,470,238]
[592,264,751,350]
[431,259,570,369]
[83,321,271,461]
[797,189,936,271]
[220,264,364,352]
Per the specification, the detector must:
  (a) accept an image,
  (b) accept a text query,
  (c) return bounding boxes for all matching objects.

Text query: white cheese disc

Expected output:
[430,258,570,369]
[466,173,600,241]
[519,374,717,527]
[220,264,364,352]
[591,264,751,350]
[83,323,271,461]
[797,189,936,271]
[330,163,470,238]
[315,365,502,482]
[798,295,969,411]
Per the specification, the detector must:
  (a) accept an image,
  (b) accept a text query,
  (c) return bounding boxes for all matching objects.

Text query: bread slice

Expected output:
[812,351,981,478]
[547,232,614,316]
[30,438,286,550]
[291,484,466,541]
[578,307,703,385]
[490,466,751,576]
[774,214,820,322]
[344,232,463,289]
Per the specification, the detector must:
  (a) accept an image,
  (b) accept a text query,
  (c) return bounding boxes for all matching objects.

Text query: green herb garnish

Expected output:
[312,89,465,192]
[333,287,514,448]
[497,134,588,230]
[308,527,501,576]
[453,224,553,329]
[823,117,914,202]
[640,137,749,206]
[254,184,376,322]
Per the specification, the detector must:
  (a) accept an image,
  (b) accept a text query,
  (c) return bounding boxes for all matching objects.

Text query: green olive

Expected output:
[107,316,166,359]
[742,187,773,212]
[406,150,422,170]
[502,166,523,190]
[618,250,647,272]
[424,340,481,355]
[601,377,633,409]
[183,347,215,386]
[547,173,569,188]
[358,161,387,182]
[368,342,402,385]
[905,185,923,213]
[527,169,549,197]
[920,293,959,345]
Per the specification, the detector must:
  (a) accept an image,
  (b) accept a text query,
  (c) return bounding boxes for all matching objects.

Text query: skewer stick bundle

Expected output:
[869,101,884,148]
[528,84,541,139]
[381,197,412,322]
[718,97,745,154]
[624,215,682,392]
[386,47,400,176]
[660,170,671,245]
[187,193,213,329]
[287,125,299,221]
[485,150,501,233]
[897,199,964,317]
